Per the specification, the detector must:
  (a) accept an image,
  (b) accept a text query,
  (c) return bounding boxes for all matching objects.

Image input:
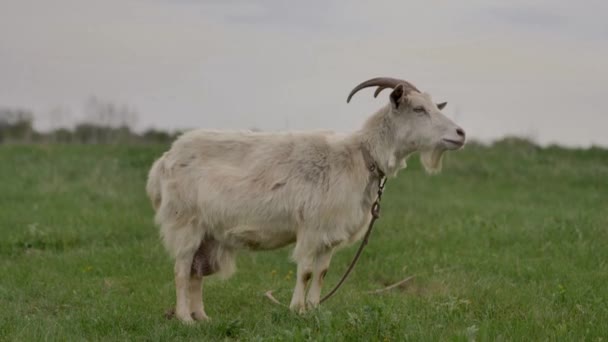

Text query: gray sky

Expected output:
[1,0,607,147]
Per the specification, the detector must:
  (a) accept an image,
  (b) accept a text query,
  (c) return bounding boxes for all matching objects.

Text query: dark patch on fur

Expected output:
[320,269,328,280]
[303,272,312,284]
[245,240,262,250]
[191,237,219,277]
[271,182,286,190]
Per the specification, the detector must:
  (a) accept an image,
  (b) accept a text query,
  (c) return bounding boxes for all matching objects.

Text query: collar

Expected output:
[360,144,385,179]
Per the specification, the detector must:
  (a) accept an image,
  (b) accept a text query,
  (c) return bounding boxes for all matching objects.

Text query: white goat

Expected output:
[146,77,466,323]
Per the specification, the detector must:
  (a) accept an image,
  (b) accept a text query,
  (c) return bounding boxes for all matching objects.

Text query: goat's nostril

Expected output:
[456,128,465,137]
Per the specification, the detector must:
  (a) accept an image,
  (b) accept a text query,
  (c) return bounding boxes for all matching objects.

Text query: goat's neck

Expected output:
[353,105,416,177]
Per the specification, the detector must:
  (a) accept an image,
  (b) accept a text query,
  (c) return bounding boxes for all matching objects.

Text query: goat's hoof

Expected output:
[306,301,320,310]
[175,311,196,324]
[289,302,307,314]
[180,317,196,325]
[191,310,210,321]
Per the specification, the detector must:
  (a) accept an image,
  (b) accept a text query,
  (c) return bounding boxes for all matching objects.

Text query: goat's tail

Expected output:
[146,153,168,211]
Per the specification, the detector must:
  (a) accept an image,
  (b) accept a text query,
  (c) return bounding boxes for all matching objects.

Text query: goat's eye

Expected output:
[413,106,426,114]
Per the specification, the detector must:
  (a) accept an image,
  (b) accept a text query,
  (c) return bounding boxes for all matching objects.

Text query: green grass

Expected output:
[0,141,607,341]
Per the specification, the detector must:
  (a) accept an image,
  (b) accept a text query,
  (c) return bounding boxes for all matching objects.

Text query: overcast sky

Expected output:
[1,0,607,147]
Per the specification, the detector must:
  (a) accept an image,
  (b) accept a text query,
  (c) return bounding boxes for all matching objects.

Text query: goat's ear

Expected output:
[390,84,406,110]
[437,102,447,110]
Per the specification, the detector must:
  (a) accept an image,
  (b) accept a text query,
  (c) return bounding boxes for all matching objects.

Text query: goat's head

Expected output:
[348,77,466,173]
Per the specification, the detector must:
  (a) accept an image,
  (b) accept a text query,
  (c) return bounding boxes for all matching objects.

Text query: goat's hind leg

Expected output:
[188,239,218,321]
[174,253,197,323]
[169,225,205,323]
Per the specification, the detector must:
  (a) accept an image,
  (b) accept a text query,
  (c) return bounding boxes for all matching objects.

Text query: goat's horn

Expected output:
[373,86,390,98]
[347,77,420,103]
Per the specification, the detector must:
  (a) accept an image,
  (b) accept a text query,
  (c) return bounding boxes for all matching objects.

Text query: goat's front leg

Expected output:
[289,254,313,314]
[306,248,334,309]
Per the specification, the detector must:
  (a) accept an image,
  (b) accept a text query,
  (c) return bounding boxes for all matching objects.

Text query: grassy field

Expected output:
[0,141,607,341]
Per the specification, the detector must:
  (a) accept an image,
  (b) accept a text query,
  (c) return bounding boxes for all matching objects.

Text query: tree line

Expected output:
[0,99,180,144]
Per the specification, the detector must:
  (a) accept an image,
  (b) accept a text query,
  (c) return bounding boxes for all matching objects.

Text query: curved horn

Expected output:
[373,85,390,98]
[347,77,420,103]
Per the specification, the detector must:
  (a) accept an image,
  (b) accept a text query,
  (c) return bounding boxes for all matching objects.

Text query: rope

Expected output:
[319,174,386,303]
[265,173,387,306]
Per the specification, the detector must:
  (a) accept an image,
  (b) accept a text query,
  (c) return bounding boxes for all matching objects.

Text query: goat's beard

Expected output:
[420,147,446,174]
